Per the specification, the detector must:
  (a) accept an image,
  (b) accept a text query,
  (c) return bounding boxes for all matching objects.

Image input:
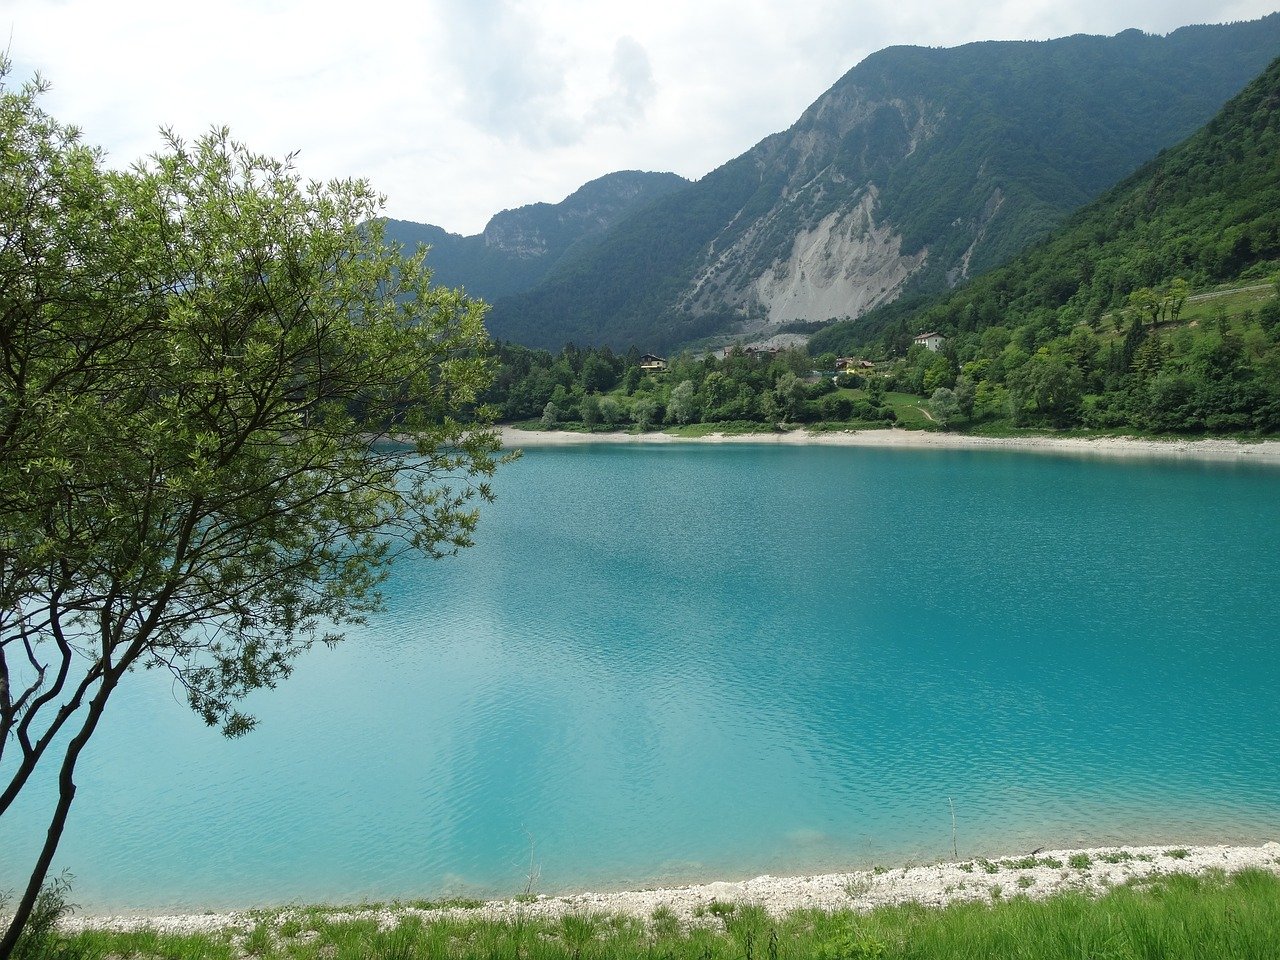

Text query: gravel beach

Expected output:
[499,426,1280,464]
[59,842,1280,935]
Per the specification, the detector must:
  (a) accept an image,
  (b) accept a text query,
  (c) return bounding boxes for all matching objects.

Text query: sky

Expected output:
[5,1,1278,235]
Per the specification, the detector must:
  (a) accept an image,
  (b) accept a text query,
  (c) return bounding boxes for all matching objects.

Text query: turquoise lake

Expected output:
[2,443,1279,910]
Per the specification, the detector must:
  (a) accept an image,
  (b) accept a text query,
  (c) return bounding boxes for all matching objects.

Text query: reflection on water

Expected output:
[2,445,1278,910]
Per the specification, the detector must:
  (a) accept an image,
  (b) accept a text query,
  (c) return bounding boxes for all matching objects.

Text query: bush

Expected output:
[4,871,78,960]
[540,401,561,429]
[820,393,855,420]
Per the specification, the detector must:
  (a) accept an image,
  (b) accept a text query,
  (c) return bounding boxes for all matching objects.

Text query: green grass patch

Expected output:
[276,917,303,939]
[1097,278,1278,333]
[806,419,894,432]
[882,392,939,430]
[1177,281,1277,325]
[1099,850,1136,864]
[53,869,1280,959]
[68,928,237,959]
[508,420,631,435]
[999,855,1064,870]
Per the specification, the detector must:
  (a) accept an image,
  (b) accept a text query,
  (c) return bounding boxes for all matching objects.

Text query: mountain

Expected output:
[383,170,688,302]
[810,52,1280,358]
[486,15,1280,351]
[811,54,1280,435]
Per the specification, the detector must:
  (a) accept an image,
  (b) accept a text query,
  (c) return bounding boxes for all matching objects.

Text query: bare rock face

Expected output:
[681,190,928,330]
[675,85,943,334]
[752,202,926,324]
[482,215,549,259]
[703,189,930,329]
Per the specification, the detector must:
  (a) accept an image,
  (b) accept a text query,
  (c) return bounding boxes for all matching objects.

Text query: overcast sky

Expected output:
[5,1,1278,235]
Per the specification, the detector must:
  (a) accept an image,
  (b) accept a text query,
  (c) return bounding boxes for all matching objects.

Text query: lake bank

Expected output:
[500,425,1280,464]
[58,842,1280,933]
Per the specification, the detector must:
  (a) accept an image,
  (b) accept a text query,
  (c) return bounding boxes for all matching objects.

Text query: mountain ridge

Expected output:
[382,169,689,303]
[485,14,1280,351]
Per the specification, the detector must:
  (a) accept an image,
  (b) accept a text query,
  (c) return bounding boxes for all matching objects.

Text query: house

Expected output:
[832,357,876,385]
[913,332,946,352]
[638,353,667,372]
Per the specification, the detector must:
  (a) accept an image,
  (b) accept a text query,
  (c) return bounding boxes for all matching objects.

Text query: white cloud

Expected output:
[4,0,1277,234]
[586,36,655,128]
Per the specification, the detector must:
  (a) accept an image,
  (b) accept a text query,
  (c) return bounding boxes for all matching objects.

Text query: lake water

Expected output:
[2,443,1279,911]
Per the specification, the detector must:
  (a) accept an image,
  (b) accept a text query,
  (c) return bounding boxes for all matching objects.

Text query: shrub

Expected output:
[5,871,77,960]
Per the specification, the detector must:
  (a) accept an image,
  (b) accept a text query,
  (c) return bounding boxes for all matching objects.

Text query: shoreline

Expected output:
[499,425,1280,464]
[58,841,1280,934]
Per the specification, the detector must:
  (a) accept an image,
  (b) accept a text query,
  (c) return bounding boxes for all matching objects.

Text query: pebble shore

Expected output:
[60,842,1280,935]
[500,425,1280,465]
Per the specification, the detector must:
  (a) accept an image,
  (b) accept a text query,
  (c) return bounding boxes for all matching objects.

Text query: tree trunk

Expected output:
[0,676,115,960]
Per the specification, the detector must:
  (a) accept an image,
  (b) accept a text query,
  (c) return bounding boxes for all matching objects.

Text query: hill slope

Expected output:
[383,170,688,302]
[811,53,1280,356]
[488,15,1280,351]
[814,54,1280,433]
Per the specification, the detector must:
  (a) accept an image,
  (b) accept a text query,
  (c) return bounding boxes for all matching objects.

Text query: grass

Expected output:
[508,419,631,435]
[45,869,1280,960]
[1177,281,1277,325]
[997,855,1063,871]
[1095,277,1278,333]
[1098,850,1135,864]
[806,419,893,433]
[68,928,238,959]
[882,392,938,430]
[843,878,873,899]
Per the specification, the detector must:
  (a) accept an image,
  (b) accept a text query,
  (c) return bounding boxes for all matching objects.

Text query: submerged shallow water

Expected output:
[2,444,1278,910]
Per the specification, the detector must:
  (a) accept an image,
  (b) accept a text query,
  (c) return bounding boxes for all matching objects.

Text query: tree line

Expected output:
[485,343,897,430]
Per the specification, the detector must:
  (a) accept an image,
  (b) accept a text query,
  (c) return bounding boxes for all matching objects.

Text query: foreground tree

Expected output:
[0,68,500,955]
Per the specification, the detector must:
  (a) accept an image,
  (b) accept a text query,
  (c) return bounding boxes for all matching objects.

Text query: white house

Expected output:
[638,353,668,372]
[913,332,946,352]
